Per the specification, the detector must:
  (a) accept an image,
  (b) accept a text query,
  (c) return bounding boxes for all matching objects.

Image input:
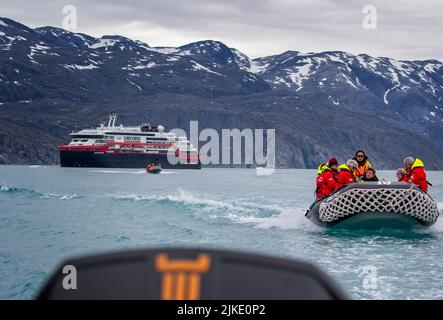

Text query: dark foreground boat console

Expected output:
[37,247,348,300]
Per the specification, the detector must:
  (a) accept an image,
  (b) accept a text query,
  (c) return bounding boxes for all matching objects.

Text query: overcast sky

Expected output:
[1,0,442,61]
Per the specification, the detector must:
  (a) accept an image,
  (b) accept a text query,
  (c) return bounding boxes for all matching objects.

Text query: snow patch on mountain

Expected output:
[356,55,379,71]
[27,43,51,64]
[166,56,180,62]
[343,74,359,89]
[231,48,251,71]
[147,47,179,55]
[127,78,142,91]
[133,62,156,69]
[176,49,192,56]
[249,61,269,74]
[62,64,99,70]
[285,60,313,90]
[89,38,119,49]
[72,33,91,44]
[424,63,442,73]
[191,61,223,76]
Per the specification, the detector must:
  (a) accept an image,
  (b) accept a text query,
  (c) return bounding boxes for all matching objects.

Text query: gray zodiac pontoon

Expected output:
[306,182,439,229]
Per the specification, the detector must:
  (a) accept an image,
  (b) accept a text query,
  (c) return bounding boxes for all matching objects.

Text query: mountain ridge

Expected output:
[1,17,443,169]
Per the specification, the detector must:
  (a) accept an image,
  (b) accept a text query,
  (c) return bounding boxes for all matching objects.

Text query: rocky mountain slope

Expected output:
[1,17,443,169]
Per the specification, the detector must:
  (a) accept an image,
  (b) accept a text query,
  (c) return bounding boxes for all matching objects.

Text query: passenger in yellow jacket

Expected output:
[353,150,372,179]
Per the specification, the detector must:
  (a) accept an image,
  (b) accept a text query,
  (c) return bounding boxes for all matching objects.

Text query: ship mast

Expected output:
[107,114,117,127]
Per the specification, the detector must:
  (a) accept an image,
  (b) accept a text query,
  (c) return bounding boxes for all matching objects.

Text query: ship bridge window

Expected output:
[71,135,104,139]
[145,137,168,141]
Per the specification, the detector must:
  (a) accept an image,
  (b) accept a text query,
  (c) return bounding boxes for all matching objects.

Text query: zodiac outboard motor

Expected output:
[37,248,348,300]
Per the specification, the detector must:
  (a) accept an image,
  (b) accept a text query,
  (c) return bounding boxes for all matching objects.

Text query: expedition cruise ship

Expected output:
[59,115,201,169]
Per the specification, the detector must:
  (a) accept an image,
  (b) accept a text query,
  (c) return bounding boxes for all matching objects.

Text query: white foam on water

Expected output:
[427,215,443,233]
[225,209,321,231]
[116,190,249,212]
[109,189,317,231]
[121,190,280,214]
[91,170,145,175]
[0,185,12,192]
[58,194,81,200]
[41,193,82,200]
[425,202,443,232]
[1,183,81,200]
[163,191,314,230]
[160,171,178,175]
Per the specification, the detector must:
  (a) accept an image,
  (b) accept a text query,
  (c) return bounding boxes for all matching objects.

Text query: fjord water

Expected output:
[1,166,442,299]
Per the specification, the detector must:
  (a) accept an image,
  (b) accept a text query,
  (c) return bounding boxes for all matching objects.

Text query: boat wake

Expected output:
[108,189,443,234]
[425,202,443,233]
[108,189,319,231]
[90,170,146,175]
[0,184,82,200]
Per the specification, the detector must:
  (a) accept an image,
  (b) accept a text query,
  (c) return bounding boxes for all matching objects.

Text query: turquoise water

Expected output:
[1,166,442,299]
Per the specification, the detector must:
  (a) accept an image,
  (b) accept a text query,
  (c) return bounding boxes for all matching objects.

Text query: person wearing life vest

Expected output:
[353,150,372,180]
[396,168,409,183]
[337,159,358,185]
[403,157,429,193]
[315,163,327,199]
[320,158,340,197]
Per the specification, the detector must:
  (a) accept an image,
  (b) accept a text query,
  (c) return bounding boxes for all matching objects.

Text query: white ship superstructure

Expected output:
[59,114,201,169]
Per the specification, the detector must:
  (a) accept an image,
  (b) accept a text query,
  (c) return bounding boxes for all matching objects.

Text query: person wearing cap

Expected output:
[337,159,358,185]
[327,157,339,175]
[353,150,372,179]
[320,158,340,197]
[403,156,429,192]
[396,168,409,183]
[361,168,379,182]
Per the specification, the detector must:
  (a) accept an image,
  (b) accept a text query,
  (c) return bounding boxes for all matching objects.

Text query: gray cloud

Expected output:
[1,0,442,60]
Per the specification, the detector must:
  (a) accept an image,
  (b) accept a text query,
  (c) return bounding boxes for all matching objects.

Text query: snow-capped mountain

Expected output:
[1,17,443,168]
[0,17,269,103]
[251,50,443,121]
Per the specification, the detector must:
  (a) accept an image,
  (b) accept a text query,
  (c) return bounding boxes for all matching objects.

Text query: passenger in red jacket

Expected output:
[320,157,340,197]
[315,163,327,199]
[396,168,409,183]
[337,160,358,185]
[404,157,429,193]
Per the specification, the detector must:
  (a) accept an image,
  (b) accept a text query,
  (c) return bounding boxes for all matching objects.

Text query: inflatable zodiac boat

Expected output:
[306,182,439,229]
